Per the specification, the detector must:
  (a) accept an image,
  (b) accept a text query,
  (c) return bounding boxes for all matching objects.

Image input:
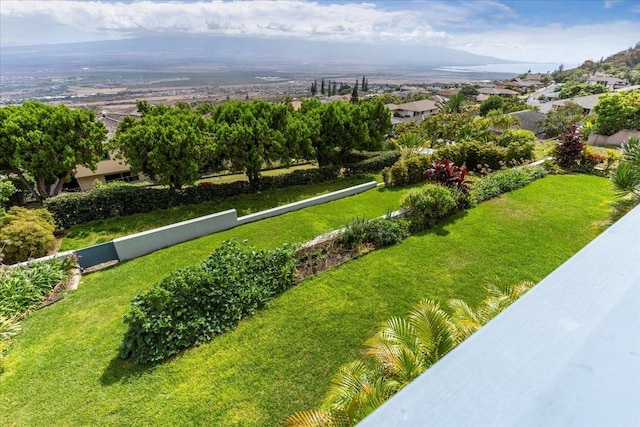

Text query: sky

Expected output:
[1,0,639,64]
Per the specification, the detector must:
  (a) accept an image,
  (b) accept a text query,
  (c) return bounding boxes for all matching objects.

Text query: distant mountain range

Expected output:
[1,35,521,74]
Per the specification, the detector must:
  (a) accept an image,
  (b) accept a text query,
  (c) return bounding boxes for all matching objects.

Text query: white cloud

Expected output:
[0,0,450,45]
[603,0,621,9]
[1,1,638,64]
[444,21,640,63]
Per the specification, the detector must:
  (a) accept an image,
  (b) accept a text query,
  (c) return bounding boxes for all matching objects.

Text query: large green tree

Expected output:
[212,100,300,184]
[543,102,584,138]
[111,101,218,190]
[0,101,107,202]
[593,89,640,135]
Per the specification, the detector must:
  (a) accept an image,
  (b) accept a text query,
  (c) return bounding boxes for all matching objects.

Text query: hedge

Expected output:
[343,151,401,176]
[119,240,297,364]
[45,166,340,229]
[435,141,534,172]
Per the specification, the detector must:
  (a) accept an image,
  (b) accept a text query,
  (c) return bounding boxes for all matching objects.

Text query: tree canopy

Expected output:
[111,101,217,190]
[593,89,640,135]
[0,101,107,201]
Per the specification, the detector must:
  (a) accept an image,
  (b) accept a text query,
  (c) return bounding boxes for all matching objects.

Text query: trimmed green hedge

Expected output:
[119,240,297,364]
[45,166,340,229]
[471,165,547,202]
[435,141,534,171]
[343,151,401,176]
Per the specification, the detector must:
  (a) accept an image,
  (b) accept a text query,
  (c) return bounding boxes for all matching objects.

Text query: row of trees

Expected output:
[112,98,390,189]
[310,76,369,97]
[0,99,390,199]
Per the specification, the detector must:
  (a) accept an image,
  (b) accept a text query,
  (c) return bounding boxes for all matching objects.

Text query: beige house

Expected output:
[586,73,629,90]
[386,99,439,126]
[72,112,143,191]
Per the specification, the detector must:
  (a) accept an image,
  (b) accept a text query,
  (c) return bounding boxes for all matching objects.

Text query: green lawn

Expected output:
[60,175,377,250]
[0,175,614,426]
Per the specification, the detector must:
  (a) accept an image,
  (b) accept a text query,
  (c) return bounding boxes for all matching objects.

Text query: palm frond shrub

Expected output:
[612,137,640,197]
[286,282,535,426]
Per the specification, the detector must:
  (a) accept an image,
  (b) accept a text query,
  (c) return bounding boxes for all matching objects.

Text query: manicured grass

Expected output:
[60,176,376,250]
[0,175,614,426]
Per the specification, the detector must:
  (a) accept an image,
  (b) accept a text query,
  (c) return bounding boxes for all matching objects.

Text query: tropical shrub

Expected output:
[497,129,537,148]
[435,141,534,172]
[425,159,472,194]
[286,282,535,427]
[612,136,640,196]
[0,257,72,317]
[575,146,608,174]
[119,240,297,364]
[552,125,584,168]
[383,161,409,187]
[471,165,547,202]
[0,207,56,264]
[339,217,408,250]
[400,184,457,232]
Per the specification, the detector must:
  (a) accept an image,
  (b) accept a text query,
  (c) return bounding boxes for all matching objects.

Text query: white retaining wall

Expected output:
[237,181,378,225]
[112,209,238,261]
[110,181,378,262]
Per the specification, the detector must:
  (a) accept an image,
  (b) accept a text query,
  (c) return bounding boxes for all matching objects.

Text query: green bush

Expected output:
[45,166,340,229]
[384,161,409,187]
[0,258,72,317]
[339,217,408,250]
[382,155,432,187]
[119,240,297,364]
[435,141,534,172]
[0,207,56,264]
[497,129,537,147]
[400,184,457,232]
[471,165,547,202]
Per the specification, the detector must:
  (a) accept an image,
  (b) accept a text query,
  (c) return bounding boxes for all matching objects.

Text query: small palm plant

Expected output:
[612,137,640,197]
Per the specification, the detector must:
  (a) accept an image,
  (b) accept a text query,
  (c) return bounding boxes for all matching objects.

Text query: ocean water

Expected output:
[436,62,569,75]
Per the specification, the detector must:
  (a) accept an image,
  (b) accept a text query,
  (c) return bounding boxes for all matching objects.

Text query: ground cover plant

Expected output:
[0,174,614,426]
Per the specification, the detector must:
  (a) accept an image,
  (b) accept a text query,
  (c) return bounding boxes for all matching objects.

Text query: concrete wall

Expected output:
[112,209,238,261]
[237,181,378,225]
[587,130,640,147]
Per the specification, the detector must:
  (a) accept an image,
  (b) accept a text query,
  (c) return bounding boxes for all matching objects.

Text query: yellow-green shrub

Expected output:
[0,207,55,264]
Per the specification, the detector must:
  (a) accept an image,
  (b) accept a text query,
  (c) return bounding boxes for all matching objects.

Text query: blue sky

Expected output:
[1,0,639,64]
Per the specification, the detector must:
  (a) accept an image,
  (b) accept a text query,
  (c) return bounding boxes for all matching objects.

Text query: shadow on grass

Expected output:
[100,355,157,386]
[411,209,469,238]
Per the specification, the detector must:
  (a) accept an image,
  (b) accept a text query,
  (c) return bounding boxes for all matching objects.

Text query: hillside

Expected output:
[552,42,640,84]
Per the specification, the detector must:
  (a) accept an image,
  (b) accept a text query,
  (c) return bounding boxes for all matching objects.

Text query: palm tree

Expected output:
[437,93,466,114]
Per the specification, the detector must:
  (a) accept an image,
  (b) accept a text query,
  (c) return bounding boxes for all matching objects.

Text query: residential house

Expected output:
[586,73,629,90]
[545,93,604,115]
[508,110,547,138]
[477,87,520,101]
[386,99,439,126]
[72,111,144,191]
